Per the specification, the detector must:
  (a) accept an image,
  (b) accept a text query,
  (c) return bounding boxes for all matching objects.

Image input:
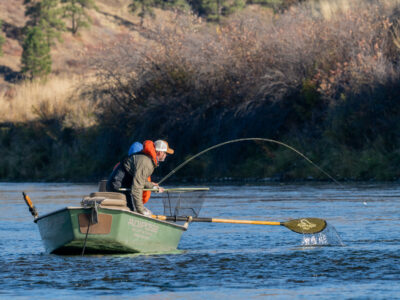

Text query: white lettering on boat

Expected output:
[132,232,152,241]
[128,217,159,234]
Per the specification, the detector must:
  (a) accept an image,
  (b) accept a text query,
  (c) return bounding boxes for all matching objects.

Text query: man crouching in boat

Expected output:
[106,140,174,216]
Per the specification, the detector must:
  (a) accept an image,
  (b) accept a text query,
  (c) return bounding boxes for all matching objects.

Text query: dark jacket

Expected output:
[106,154,156,213]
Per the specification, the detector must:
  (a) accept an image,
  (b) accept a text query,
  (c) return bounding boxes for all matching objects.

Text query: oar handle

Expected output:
[152,215,281,225]
[22,192,38,219]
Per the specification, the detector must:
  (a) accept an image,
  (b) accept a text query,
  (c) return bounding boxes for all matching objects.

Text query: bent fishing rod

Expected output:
[158,138,341,185]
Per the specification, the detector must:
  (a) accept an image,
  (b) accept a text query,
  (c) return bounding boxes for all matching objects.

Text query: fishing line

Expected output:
[159,138,341,185]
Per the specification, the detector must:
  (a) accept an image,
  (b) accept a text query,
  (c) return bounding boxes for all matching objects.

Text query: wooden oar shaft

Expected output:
[153,215,281,226]
[211,218,281,226]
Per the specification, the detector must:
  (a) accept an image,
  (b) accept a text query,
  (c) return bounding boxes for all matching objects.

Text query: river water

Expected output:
[0,182,399,299]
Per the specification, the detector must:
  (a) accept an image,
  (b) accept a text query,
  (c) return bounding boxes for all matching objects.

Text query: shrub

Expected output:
[84,0,400,180]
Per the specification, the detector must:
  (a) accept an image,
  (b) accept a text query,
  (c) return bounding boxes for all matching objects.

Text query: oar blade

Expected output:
[283,218,327,234]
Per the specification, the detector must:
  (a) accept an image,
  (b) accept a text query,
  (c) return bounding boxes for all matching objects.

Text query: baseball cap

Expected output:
[154,140,174,154]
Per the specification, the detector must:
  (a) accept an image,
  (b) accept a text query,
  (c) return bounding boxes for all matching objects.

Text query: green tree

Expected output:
[61,0,97,35]
[198,0,245,22]
[0,20,5,56]
[129,0,159,27]
[24,0,65,46]
[21,26,52,80]
[158,0,188,11]
[129,0,189,26]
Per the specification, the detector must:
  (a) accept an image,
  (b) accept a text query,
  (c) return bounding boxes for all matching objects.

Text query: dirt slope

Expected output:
[0,0,150,87]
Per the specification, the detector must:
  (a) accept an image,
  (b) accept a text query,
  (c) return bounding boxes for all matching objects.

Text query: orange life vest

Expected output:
[141,140,158,204]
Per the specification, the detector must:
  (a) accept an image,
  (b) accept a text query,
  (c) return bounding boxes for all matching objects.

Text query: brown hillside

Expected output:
[0,0,192,123]
[0,0,163,87]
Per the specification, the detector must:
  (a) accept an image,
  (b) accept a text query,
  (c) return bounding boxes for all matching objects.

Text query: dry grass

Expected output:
[0,75,98,128]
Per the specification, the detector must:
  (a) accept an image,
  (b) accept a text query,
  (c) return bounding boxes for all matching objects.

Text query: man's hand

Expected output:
[142,207,153,217]
[152,183,164,193]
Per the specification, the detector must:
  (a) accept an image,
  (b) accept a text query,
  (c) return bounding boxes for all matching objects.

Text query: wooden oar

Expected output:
[22,192,39,219]
[152,215,327,234]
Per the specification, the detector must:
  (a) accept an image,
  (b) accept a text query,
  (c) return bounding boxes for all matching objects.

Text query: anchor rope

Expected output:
[81,201,99,256]
[81,217,91,256]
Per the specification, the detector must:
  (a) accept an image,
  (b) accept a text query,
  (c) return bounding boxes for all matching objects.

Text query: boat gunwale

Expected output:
[34,207,187,230]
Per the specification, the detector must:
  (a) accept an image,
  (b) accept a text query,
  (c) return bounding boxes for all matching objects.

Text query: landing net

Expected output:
[161,188,208,217]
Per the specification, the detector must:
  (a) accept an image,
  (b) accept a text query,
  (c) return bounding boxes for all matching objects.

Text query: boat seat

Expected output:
[89,192,126,201]
[81,195,129,211]
[98,180,107,192]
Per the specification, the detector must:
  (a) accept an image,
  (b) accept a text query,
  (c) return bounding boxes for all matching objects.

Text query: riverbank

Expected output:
[1,0,400,182]
[1,119,400,182]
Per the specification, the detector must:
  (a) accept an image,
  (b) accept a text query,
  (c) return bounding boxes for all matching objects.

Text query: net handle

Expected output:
[118,187,210,192]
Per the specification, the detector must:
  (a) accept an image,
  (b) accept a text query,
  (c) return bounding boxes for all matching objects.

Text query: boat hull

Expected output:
[35,207,186,254]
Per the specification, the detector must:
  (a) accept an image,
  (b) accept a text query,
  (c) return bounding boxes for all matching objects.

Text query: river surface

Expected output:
[0,182,399,299]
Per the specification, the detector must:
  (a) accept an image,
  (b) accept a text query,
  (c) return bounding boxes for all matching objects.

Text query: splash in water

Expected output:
[301,223,344,246]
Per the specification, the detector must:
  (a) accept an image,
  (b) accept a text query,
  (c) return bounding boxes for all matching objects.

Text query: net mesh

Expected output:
[161,190,207,217]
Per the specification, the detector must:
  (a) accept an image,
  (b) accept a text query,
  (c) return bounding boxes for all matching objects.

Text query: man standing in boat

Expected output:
[106,140,174,215]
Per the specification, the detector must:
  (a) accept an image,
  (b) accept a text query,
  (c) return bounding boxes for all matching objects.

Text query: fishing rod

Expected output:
[159,138,341,185]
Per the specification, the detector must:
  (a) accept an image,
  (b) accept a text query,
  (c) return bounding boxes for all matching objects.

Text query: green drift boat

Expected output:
[23,187,327,254]
[25,191,192,255]
[35,206,187,255]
